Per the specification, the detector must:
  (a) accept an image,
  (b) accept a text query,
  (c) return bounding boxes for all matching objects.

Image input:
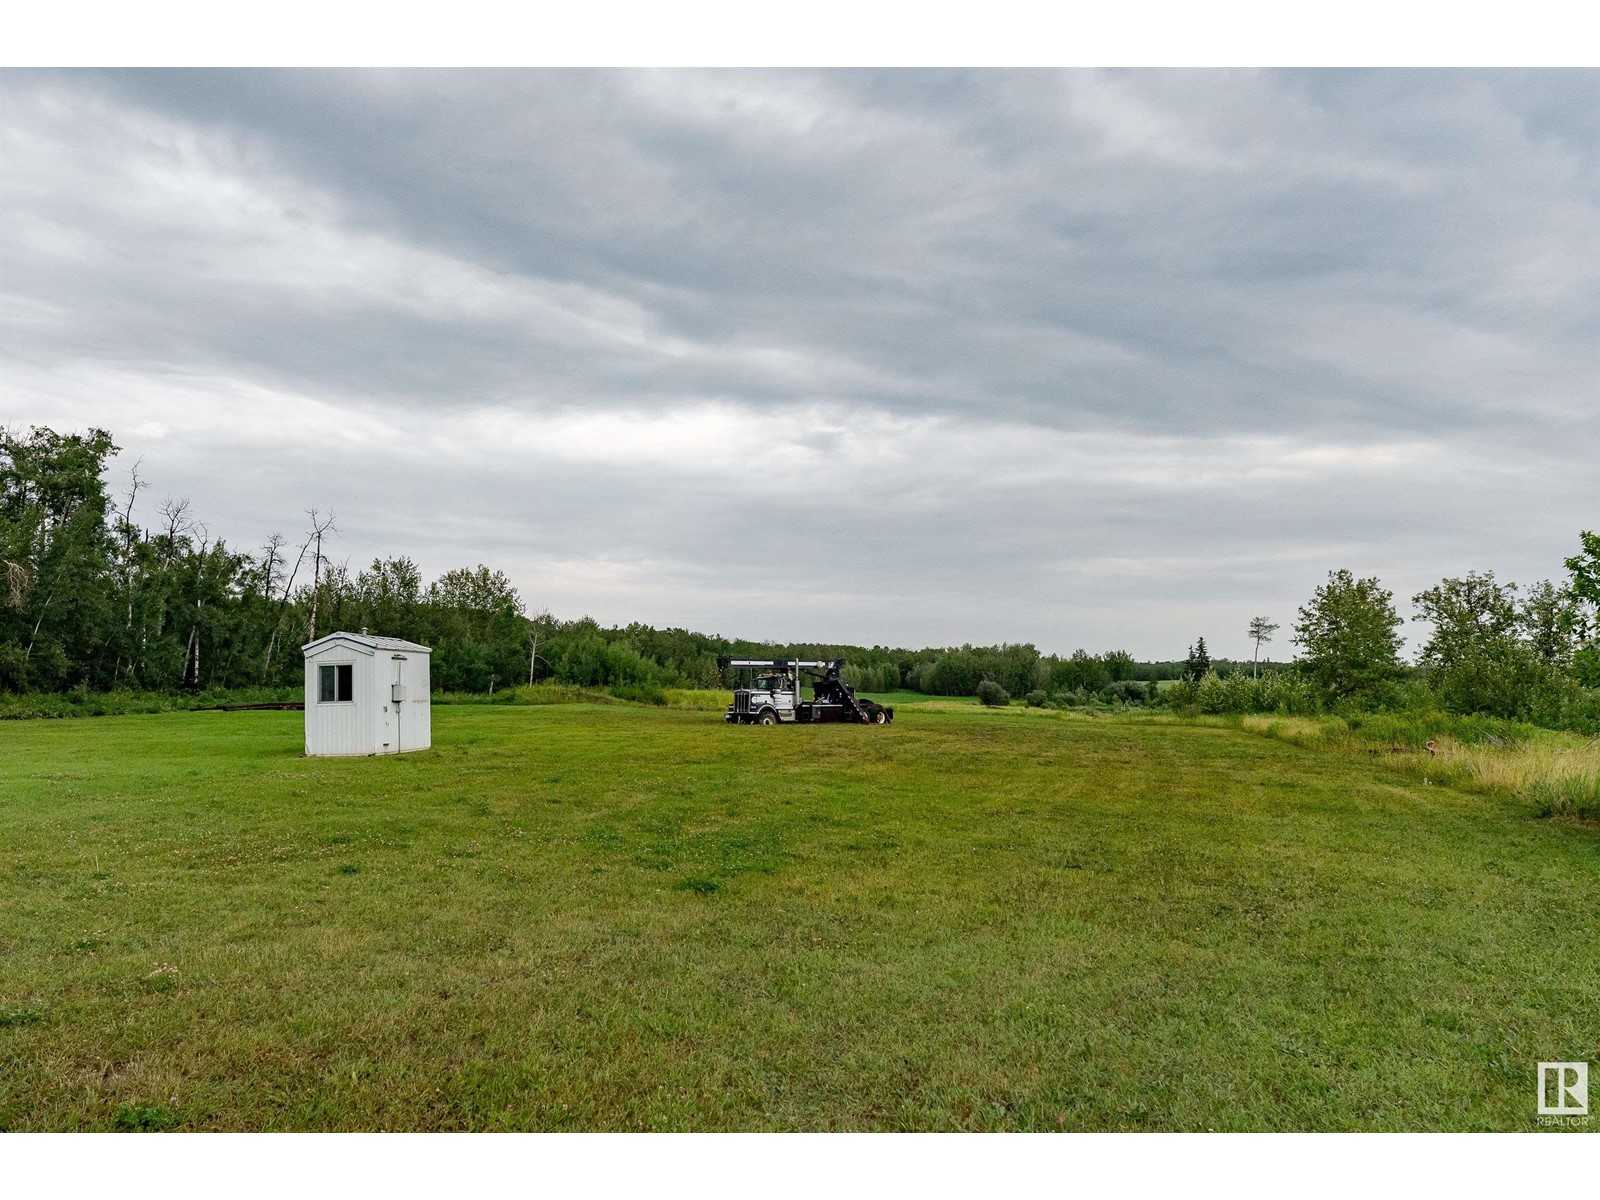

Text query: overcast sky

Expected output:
[2,69,1596,658]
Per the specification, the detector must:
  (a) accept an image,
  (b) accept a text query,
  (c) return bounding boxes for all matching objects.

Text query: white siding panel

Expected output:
[303,632,431,756]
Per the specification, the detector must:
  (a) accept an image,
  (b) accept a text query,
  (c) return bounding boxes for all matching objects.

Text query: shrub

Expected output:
[1193,671,1254,714]
[976,680,1010,707]
[1166,678,1199,712]
[1257,671,1317,715]
[1024,689,1048,707]
[1526,676,1600,735]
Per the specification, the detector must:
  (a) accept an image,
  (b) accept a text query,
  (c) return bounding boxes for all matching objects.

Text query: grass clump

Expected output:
[1524,773,1600,821]
[113,1104,180,1132]
[675,875,722,895]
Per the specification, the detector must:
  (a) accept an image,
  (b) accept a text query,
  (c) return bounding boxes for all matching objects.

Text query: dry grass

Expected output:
[1237,714,1600,822]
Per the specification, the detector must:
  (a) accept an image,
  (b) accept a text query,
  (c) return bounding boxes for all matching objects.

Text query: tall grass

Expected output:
[662,689,733,711]
[1239,712,1600,821]
[1451,741,1600,820]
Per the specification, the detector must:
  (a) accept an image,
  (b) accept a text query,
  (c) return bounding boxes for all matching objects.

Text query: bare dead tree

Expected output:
[258,533,286,601]
[156,496,193,565]
[304,509,336,644]
[262,530,314,683]
[110,461,144,683]
[527,607,552,686]
[182,522,211,691]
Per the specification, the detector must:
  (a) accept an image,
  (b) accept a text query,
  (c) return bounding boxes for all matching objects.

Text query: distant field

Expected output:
[2,705,1595,1131]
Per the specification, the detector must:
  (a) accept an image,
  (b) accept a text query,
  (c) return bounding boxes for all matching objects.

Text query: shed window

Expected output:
[319,663,353,703]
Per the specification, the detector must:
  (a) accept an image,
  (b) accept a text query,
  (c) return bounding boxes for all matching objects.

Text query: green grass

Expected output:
[1,704,1595,1131]
[861,690,979,707]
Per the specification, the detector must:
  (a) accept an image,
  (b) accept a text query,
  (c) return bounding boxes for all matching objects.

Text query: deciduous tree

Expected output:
[1292,570,1403,703]
[1412,571,1541,717]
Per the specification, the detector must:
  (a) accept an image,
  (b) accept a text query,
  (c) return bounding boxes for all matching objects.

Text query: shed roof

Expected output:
[302,631,432,656]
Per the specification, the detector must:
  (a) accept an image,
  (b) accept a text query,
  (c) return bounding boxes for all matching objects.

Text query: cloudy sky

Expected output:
[2,69,1596,658]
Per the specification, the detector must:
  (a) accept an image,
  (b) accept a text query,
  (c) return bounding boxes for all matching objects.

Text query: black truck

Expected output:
[718,657,895,726]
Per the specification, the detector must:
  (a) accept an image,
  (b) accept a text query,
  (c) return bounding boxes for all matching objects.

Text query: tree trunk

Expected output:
[184,624,200,691]
[23,586,55,661]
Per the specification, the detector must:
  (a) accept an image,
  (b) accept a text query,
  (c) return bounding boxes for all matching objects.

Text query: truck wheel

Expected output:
[872,709,887,724]
[758,710,777,726]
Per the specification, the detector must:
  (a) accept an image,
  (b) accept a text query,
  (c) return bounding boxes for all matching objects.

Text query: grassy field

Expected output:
[2,704,1596,1131]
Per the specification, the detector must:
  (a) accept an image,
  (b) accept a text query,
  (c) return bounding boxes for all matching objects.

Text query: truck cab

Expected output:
[730,670,799,724]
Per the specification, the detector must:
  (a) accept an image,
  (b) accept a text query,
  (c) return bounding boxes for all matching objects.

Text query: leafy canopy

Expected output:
[1292,569,1403,702]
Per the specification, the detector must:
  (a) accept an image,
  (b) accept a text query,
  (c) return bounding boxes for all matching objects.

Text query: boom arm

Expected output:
[716,657,843,671]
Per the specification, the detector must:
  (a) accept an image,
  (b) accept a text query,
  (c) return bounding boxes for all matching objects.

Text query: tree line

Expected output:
[0,426,1143,700]
[3,425,1596,731]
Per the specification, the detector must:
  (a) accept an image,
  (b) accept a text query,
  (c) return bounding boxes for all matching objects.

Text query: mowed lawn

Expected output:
[2,705,1595,1131]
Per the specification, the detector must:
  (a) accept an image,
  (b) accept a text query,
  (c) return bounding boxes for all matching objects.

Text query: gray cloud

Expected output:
[2,69,1596,658]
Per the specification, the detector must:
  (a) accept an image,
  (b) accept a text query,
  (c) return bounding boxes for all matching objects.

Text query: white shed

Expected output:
[302,632,432,757]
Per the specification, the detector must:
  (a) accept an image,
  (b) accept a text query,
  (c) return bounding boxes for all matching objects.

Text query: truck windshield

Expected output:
[754,675,784,690]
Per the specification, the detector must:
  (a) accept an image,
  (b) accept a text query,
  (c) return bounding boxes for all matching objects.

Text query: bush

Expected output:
[1195,671,1255,714]
[1023,689,1048,708]
[1256,671,1317,715]
[976,680,1010,707]
[1526,675,1600,735]
[1165,678,1199,712]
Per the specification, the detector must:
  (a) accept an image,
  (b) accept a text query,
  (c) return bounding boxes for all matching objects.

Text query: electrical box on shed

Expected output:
[392,682,406,703]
